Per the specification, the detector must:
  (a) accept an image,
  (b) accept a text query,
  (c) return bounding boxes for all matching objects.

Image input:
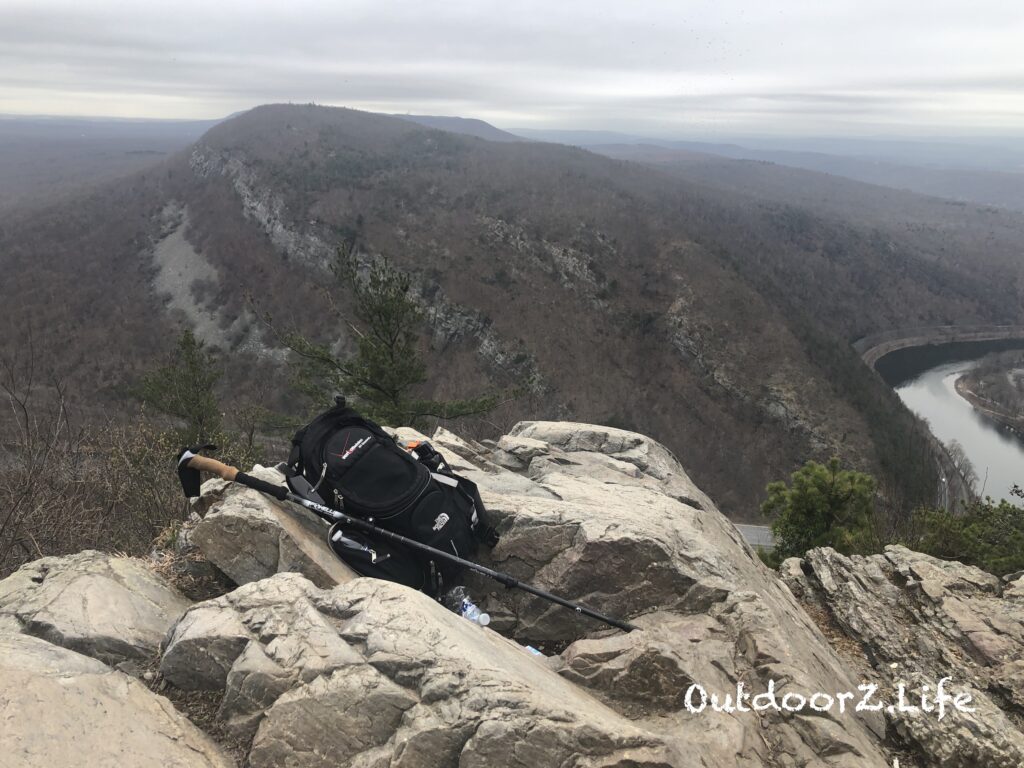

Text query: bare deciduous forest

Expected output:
[2,105,1023,541]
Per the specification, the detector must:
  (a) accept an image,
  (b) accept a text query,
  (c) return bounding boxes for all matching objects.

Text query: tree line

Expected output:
[0,250,503,577]
[762,455,1024,576]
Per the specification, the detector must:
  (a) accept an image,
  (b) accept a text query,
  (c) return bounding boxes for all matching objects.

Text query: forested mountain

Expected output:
[591,144,1024,275]
[2,104,1022,517]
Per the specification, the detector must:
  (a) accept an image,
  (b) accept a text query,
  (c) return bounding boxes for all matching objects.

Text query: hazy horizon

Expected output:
[3,1,1022,139]
[3,110,1023,152]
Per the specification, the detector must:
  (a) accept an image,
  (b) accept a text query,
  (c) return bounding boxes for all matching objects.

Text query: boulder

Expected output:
[508,421,714,509]
[192,464,358,588]
[489,434,551,471]
[0,633,233,768]
[155,510,234,601]
[162,573,681,767]
[184,419,1024,765]
[784,545,1024,767]
[160,600,252,692]
[176,421,897,766]
[0,550,189,673]
[463,422,890,765]
[429,425,491,464]
[555,612,734,717]
[394,425,559,500]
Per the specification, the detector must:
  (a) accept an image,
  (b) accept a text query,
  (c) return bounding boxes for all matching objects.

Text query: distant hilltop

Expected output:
[393,113,525,142]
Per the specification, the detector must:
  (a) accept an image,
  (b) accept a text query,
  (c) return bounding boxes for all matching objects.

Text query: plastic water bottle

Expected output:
[523,645,544,657]
[460,599,491,627]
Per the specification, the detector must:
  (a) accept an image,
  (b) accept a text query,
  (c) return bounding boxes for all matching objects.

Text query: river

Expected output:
[895,359,1023,503]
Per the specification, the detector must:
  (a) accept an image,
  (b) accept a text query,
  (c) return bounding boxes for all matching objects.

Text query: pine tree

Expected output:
[135,330,222,440]
[762,457,878,560]
[279,248,500,427]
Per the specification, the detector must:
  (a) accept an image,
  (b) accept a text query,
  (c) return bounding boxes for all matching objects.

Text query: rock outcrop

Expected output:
[192,464,358,589]
[782,545,1024,768]
[162,573,678,767]
[0,550,189,673]
[6,420,1020,767]
[0,632,233,768]
[180,421,893,766]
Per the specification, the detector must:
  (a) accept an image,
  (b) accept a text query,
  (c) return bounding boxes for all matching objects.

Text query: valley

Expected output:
[5,6,1024,765]
[2,104,1023,519]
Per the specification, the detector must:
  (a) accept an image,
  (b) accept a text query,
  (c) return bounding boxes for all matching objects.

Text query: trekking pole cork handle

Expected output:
[176,445,286,501]
[185,455,238,481]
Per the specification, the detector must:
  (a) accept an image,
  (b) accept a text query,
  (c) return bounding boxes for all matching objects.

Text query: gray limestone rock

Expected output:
[461,421,889,765]
[164,419,899,766]
[786,545,1024,767]
[0,632,234,768]
[192,464,358,588]
[0,550,190,673]
[162,573,681,767]
[161,421,1024,764]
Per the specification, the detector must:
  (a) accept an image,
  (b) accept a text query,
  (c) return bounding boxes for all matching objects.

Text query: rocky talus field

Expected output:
[1,422,1022,767]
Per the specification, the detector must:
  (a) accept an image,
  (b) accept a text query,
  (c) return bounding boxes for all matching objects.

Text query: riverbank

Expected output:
[894,359,1023,504]
[955,375,1024,437]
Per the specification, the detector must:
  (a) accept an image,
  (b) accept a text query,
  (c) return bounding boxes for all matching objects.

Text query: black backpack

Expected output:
[285,398,498,596]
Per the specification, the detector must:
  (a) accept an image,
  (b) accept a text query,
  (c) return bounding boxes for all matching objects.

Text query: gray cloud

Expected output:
[1,0,1022,136]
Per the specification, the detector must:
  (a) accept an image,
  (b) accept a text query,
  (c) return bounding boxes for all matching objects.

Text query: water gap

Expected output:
[875,340,1024,504]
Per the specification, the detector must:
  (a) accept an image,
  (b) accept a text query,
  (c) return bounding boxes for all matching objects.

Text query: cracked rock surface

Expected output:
[449,423,890,766]
[18,422,1009,766]
[192,464,358,589]
[0,632,234,768]
[0,549,189,673]
[782,546,1024,768]
[162,573,678,767]
[170,421,896,766]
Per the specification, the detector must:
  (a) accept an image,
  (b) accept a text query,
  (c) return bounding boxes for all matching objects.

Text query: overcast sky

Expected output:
[2,0,1022,137]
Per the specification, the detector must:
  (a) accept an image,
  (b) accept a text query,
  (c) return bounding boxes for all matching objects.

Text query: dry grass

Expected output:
[142,655,250,766]
[140,551,245,765]
[0,399,188,578]
[799,600,872,668]
[148,546,235,603]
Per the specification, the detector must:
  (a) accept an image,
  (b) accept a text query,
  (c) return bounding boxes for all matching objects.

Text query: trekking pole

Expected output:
[178,448,637,632]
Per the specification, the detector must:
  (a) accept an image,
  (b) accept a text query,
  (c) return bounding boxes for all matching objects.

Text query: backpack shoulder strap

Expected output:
[457,474,499,548]
[407,441,499,548]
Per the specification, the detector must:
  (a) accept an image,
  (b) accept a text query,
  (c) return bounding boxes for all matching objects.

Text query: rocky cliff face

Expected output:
[1,421,1022,767]
[782,546,1024,767]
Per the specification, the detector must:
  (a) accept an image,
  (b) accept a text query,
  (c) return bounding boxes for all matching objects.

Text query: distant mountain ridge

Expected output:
[3,103,1022,516]
[515,127,1024,211]
[393,114,524,142]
